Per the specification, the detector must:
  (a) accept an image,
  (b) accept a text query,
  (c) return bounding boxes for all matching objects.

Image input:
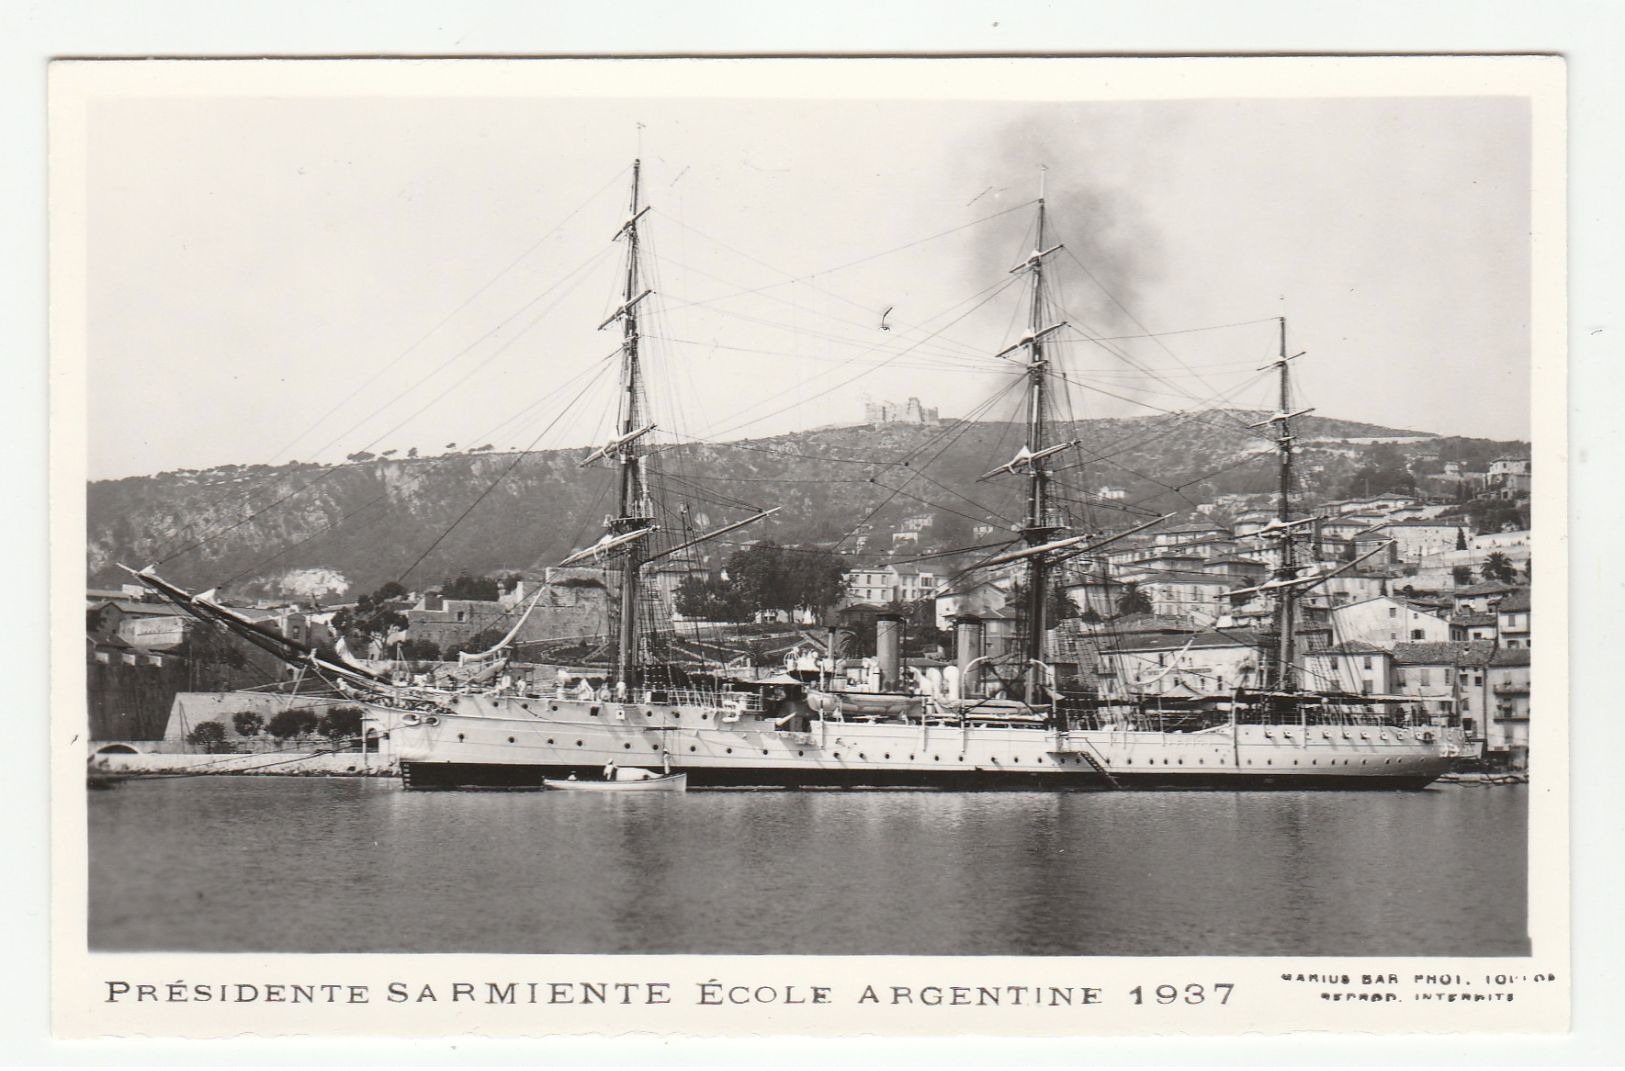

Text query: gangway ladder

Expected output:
[1054,729,1122,789]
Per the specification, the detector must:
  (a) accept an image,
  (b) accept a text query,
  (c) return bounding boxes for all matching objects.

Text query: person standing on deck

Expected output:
[603,759,618,782]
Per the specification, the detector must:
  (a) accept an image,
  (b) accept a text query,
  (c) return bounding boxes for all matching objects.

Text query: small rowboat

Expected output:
[543,772,687,792]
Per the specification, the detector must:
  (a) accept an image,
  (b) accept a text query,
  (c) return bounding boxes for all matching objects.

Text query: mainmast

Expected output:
[607,160,655,688]
[1015,170,1065,705]
[1268,316,1299,692]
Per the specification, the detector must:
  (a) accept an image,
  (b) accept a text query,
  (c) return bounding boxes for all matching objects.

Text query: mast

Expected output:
[1269,315,1297,692]
[611,160,652,688]
[1018,169,1060,705]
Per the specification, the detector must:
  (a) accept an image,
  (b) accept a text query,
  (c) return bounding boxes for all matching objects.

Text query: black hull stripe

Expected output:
[401,761,1443,792]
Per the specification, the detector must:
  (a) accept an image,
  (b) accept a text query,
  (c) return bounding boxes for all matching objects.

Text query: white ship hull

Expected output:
[386,691,1462,791]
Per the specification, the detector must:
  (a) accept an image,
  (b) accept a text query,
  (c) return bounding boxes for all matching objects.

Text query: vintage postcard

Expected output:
[49,55,1567,1040]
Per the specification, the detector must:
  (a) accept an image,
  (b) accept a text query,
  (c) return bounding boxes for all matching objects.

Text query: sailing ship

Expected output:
[126,159,1467,790]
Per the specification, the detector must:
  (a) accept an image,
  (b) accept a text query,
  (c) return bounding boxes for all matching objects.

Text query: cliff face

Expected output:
[86,412,1522,600]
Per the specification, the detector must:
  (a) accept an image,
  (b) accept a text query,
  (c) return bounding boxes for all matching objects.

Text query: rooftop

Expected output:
[1392,640,1497,667]
[1491,648,1531,667]
[1498,589,1532,613]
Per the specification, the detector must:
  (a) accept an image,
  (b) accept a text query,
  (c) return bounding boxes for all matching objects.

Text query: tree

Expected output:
[1115,581,1153,618]
[674,574,741,621]
[317,705,364,744]
[1451,565,1474,586]
[231,711,265,739]
[266,708,319,742]
[184,720,229,753]
[1456,527,1468,550]
[1481,552,1518,584]
[441,573,500,601]
[397,638,442,661]
[1046,582,1076,627]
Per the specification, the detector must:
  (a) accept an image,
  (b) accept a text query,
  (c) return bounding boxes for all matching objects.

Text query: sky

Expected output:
[85,89,1532,480]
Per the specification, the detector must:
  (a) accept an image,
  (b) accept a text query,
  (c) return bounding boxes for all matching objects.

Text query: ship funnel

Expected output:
[955,615,984,698]
[875,613,903,691]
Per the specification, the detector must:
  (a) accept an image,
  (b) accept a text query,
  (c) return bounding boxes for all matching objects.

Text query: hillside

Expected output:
[86,411,1527,600]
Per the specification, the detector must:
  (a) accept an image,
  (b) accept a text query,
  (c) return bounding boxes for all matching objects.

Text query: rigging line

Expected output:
[393,366,612,586]
[1051,226,1232,404]
[1058,315,1286,343]
[697,274,1023,441]
[656,268,1020,375]
[1048,312,1269,437]
[1045,372,1278,475]
[220,491,394,587]
[653,196,1033,318]
[161,349,610,567]
[150,244,617,562]
[643,330,1000,372]
[829,383,1019,555]
[645,252,995,364]
[261,163,632,469]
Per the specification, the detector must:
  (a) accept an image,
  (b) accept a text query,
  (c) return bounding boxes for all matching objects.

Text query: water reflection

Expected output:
[89,780,1528,956]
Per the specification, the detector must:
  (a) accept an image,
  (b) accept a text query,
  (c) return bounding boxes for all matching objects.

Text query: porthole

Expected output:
[550,704,558,712]
[507,736,515,744]
[726,748,733,754]
[833,752,840,759]
[859,753,866,760]
[797,750,804,757]
[624,743,632,749]
[701,713,710,720]
[575,740,583,747]
[689,745,696,752]
[457,733,465,742]
[909,754,915,760]
[547,738,554,744]
[884,753,890,759]
[762,749,769,755]
[1266,759,1272,766]
[590,707,599,716]
[933,755,940,761]
[1177,759,1183,765]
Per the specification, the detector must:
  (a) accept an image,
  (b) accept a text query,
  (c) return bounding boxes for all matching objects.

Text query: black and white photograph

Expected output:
[48,55,1569,1038]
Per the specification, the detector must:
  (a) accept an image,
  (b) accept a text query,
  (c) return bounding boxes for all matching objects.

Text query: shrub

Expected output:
[185,720,229,754]
[231,711,265,738]
[266,708,319,741]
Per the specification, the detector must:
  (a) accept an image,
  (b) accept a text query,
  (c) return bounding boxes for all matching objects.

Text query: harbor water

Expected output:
[89,778,1528,956]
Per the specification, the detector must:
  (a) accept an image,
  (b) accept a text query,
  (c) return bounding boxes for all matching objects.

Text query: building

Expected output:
[1330,595,1450,647]
[406,568,613,652]
[1450,582,1522,615]
[1391,641,1496,743]
[864,397,941,425]
[1094,631,1264,697]
[1486,457,1532,500]
[1496,588,1531,649]
[1372,519,1470,562]
[842,561,941,609]
[1303,640,1395,695]
[1486,647,1531,767]
[1449,612,1499,642]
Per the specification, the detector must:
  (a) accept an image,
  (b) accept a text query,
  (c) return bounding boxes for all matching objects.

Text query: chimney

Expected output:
[875,613,903,691]
[955,615,984,698]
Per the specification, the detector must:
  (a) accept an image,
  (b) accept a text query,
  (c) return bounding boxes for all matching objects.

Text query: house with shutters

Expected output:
[1330,595,1451,648]
[1496,589,1531,649]
[1391,640,1497,746]
[1487,647,1530,767]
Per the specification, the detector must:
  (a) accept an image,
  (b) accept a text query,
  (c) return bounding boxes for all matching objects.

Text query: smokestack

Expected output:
[955,615,984,698]
[875,613,903,691]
